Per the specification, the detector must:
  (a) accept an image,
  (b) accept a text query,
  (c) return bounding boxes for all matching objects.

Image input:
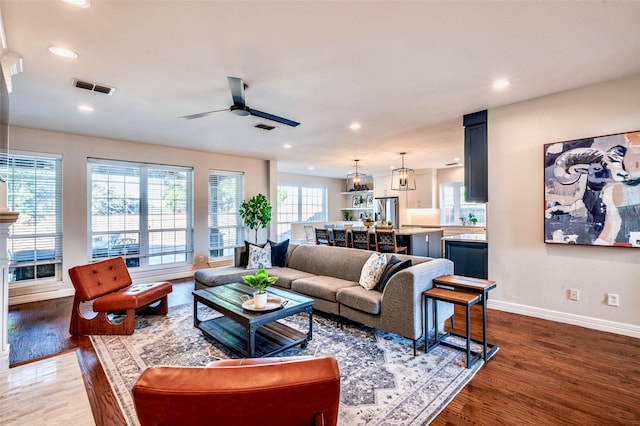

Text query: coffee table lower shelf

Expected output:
[197,316,309,358]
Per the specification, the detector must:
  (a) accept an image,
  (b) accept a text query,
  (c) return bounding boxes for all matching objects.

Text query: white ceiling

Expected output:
[1,1,639,178]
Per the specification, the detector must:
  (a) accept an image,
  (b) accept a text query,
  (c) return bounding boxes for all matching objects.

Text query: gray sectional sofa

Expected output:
[194,244,454,353]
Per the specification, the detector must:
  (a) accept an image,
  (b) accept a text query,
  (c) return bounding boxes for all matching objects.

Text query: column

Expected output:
[0,210,18,372]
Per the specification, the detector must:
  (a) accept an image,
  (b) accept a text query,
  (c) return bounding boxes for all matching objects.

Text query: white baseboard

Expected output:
[9,288,76,306]
[0,345,9,372]
[488,299,640,339]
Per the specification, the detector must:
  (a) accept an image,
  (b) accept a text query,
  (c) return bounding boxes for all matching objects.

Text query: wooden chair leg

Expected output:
[142,296,169,316]
[69,295,137,336]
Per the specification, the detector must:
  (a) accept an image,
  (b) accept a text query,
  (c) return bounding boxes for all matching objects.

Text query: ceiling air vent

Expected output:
[445,162,459,166]
[255,123,276,131]
[72,78,116,95]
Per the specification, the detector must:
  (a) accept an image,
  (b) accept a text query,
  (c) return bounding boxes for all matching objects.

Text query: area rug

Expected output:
[91,303,483,426]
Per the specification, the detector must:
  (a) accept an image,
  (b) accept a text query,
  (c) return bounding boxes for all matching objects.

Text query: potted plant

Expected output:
[468,213,478,225]
[239,193,272,244]
[241,268,278,308]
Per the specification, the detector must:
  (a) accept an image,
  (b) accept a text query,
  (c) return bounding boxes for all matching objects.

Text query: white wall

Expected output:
[488,73,640,336]
[9,126,270,303]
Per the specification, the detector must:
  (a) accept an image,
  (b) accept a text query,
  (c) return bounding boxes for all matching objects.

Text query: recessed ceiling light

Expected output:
[283,144,293,149]
[62,0,91,7]
[453,157,460,162]
[48,46,78,59]
[308,166,314,171]
[350,122,362,130]
[493,79,510,90]
[77,104,94,113]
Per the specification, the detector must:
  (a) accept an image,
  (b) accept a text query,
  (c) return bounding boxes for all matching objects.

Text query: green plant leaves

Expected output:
[241,268,278,293]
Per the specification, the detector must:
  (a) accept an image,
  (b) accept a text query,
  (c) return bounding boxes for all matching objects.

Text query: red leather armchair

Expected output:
[132,356,341,426]
[68,257,172,335]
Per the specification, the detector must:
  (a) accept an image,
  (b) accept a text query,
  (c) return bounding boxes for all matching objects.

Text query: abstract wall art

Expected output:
[544,131,640,247]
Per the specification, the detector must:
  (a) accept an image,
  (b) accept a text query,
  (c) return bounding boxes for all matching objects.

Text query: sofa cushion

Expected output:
[376,258,413,292]
[269,239,289,267]
[336,286,381,315]
[194,266,256,288]
[287,245,374,282]
[269,267,316,289]
[359,253,387,290]
[247,243,272,269]
[291,276,358,302]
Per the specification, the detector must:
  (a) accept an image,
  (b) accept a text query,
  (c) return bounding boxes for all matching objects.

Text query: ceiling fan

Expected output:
[179,76,300,127]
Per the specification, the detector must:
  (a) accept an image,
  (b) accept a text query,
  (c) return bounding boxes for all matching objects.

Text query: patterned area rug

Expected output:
[91,303,483,426]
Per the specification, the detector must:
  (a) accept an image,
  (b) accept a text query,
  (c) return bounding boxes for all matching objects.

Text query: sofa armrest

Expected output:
[234,245,246,268]
[379,258,454,340]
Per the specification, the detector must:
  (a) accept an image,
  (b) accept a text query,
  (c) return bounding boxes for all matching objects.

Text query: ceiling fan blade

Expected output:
[248,108,300,127]
[179,108,228,120]
[227,76,246,106]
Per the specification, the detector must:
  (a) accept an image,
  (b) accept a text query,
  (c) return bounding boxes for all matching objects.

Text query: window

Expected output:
[3,152,63,283]
[440,182,486,225]
[277,185,326,241]
[208,170,244,258]
[89,159,193,268]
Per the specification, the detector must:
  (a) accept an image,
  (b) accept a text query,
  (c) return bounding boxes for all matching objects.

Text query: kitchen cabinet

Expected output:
[374,175,397,198]
[463,110,488,203]
[396,228,443,257]
[406,170,434,208]
[443,234,488,279]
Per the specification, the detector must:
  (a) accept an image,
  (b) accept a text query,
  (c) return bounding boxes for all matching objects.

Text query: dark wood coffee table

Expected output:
[193,283,314,358]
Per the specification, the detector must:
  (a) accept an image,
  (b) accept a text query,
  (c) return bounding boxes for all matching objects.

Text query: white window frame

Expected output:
[440,182,486,226]
[4,151,63,284]
[88,158,194,270]
[277,185,327,242]
[208,170,245,259]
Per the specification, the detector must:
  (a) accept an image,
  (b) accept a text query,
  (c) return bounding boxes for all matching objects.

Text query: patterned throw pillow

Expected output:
[246,243,272,269]
[359,253,388,290]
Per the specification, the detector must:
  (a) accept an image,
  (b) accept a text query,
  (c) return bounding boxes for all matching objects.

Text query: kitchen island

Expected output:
[394,228,443,258]
[442,233,488,279]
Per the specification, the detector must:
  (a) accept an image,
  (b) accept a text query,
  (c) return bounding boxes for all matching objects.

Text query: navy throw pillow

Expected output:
[269,239,289,267]
[376,258,412,292]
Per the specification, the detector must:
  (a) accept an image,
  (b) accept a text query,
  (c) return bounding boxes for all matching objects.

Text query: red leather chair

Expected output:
[132,356,341,426]
[68,257,172,335]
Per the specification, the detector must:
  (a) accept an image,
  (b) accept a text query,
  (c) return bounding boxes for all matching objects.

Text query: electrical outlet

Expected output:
[607,293,620,307]
[569,289,579,301]
[198,255,204,263]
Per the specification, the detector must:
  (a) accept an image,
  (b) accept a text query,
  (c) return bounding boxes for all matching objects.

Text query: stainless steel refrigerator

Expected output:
[375,197,399,228]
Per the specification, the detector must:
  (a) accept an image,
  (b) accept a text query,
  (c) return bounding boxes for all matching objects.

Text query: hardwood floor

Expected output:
[8,279,640,425]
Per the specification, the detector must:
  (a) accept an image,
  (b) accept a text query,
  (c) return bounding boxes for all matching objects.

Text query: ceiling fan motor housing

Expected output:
[230,104,251,116]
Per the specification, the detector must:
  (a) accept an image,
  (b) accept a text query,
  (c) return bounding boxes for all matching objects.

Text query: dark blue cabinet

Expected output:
[444,240,488,279]
[463,110,488,203]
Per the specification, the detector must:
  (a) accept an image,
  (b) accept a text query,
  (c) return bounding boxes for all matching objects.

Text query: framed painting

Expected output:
[544,130,640,247]
[366,194,374,208]
[352,195,362,208]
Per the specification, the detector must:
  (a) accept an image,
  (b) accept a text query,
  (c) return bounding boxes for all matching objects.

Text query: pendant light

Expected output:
[346,160,368,191]
[391,152,416,191]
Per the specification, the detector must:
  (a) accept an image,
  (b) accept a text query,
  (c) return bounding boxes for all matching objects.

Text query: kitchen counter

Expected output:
[441,233,487,243]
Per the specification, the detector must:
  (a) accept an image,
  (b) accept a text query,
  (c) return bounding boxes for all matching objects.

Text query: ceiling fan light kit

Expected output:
[179,76,300,127]
[391,152,416,191]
